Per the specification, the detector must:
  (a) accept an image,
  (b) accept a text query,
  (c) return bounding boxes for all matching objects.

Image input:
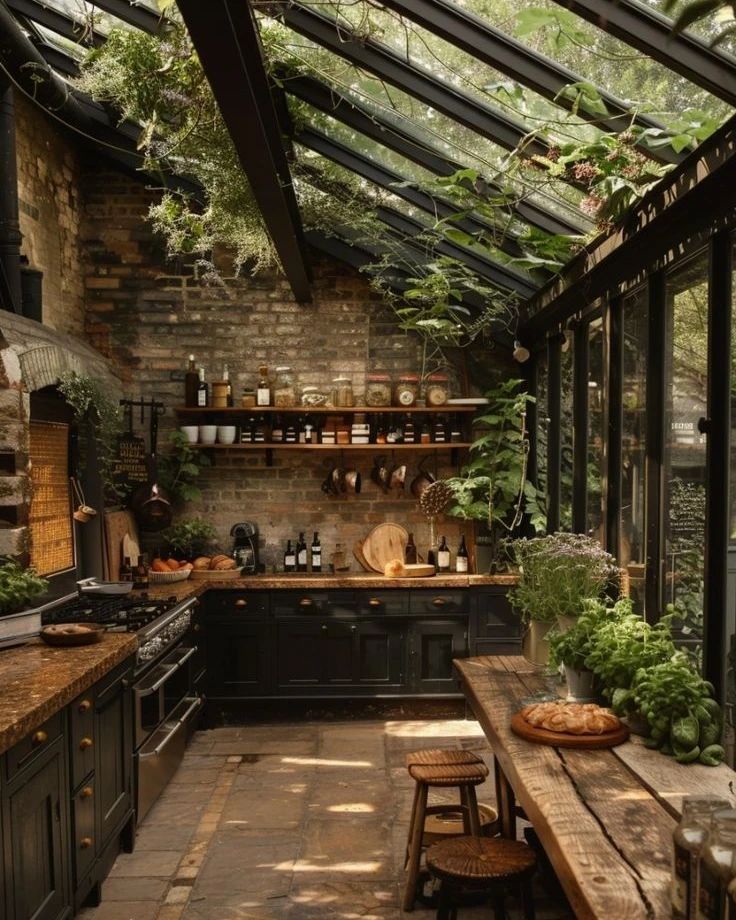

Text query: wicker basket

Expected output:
[149,568,192,584]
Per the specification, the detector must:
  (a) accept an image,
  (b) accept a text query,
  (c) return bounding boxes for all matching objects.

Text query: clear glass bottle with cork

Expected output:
[697,808,736,920]
[672,796,730,919]
[257,365,271,407]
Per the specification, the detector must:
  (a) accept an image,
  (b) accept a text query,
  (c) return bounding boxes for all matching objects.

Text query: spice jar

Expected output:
[274,366,297,407]
[241,389,256,408]
[697,808,736,920]
[211,380,229,409]
[331,376,354,408]
[301,385,330,408]
[426,373,450,407]
[395,374,419,407]
[672,795,730,920]
[365,373,392,407]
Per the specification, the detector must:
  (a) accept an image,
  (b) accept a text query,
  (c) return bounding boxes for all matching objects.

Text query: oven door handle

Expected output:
[177,697,203,724]
[146,663,180,694]
[140,720,182,759]
[174,646,197,668]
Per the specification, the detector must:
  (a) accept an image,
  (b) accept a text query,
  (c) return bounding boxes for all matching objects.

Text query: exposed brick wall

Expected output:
[14,96,85,337]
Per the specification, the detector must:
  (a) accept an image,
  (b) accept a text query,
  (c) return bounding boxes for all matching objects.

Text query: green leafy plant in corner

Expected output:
[0,560,48,616]
[548,597,628,671]
[163,518,217,560]
[157,431,211,505]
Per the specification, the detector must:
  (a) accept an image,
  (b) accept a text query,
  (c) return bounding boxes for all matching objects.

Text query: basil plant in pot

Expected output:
[508,533,619,666]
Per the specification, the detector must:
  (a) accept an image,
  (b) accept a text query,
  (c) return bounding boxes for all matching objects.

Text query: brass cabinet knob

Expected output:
[78,699,92,714]
[79,737,93,751]
[80,786,93,799]
[193,623,201,632]
[32,730,48,746]
[299,598,314,607]
[321,624,328,631]
[350,624,357,632]
[80,837,93,849]
[433,597,447,607]
[235,599,247,608]
[368,598,382,607]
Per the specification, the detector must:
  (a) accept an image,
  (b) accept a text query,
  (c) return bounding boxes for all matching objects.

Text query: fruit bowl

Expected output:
[149,568,192,584]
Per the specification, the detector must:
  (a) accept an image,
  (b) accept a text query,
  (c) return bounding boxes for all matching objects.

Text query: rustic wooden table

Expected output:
[454,655,736,920]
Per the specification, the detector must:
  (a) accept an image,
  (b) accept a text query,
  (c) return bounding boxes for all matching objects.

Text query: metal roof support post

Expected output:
[0,79,21,314]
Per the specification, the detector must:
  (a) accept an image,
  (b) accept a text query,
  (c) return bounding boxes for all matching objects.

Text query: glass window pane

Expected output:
[587,316,606,541]
[664,252,709,642]
[621,286,649,613]
[560,329,574,530]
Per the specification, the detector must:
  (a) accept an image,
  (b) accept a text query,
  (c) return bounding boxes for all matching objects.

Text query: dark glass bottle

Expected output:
[134,554,149,589]
[223,363,233,407]
[405,533,417,565]
[197,366,209,407]
[184,355,198,407]
[437,536,450,572]
[284,540,296,573]
[311,532,322,573]
[296,532,308,572]
[456,535,469,573]
[119,556,133,583]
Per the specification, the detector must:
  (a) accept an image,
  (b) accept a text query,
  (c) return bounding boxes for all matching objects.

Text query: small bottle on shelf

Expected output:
[223,363,233,407]
[420,422,431,445]
[184,355,198,407]
[437,536,450,573]
[311,532,322,573]
[405,533,417,565]
[257,365,271,407]
[197,366,209,407]
[271,414,284,443]
[285,422,297,444]
[296,532,308,572]
[403,416,415,444]
[119,556,133,583]
[284,540,296,573]
[134,554,149,589]
[456,536,469,573]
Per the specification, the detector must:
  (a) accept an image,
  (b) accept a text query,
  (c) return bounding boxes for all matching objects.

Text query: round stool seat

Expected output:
[408,762,489,787]
[427,836,536,889]
[406,749,484,769]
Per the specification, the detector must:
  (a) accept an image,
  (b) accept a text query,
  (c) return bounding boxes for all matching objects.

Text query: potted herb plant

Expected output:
[163,518,217,561]
[508,532,618,665]
[0,561,48,616]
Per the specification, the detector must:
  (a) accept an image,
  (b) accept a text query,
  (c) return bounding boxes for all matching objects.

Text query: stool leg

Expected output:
[492,890,506,920]
[494,759,516,840]
[465,783,482,837]
[459,785,471,835]
[403,781,428,912]
[520,876,536,920]
[436,881,452,920]
[404,781,422,869]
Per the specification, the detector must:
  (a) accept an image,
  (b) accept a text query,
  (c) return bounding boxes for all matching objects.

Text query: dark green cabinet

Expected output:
[208,620,271,697]
[94,673,132,851]
[354,620,404,688]
[410,619,468,694]
[4,738,70,920]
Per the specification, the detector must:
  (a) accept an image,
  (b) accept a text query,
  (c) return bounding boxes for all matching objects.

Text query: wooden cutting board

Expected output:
[395,563,436,578]
[103,510,139,581]
[510,712,630,749]
[353,540,372,572]
[362,523,410,573]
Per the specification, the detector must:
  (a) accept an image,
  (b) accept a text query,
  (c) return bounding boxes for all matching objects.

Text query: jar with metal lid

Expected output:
[274,366,296,407]
[241,388,256,408]
[395,374,419,408]
[332,376,354,408]
[672,795,730,920]
[365,373,392,407]
[301,385,330,408]
[425,373,450,407]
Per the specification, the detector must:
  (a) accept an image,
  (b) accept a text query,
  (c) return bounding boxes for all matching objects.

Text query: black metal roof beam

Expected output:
[283,72,586,237]
[86,0,163,34]
[379,0,680,165]
[263,2,551,161]
[177,0,311,302]
[295,125,531,262]
[374,205,537,297]
[6,0,104,45]
[551,0,736,107]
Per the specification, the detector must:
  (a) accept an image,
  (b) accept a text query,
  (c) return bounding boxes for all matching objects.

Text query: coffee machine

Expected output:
[230,522,259,574]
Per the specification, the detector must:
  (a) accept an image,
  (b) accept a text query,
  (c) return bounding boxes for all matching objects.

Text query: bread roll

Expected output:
[210,554,229,569]
[151,559,169,573]
[384,559,404,577]
[193,556,211,570]
[165,559,180,571]
[214,558,236,570]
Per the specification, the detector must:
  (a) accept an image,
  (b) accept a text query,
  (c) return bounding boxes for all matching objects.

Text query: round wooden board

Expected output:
[394,564,436,578]
[362,523,409,573]
[510,712,630,749]
[41,624,104,647]
[190,567,242,580]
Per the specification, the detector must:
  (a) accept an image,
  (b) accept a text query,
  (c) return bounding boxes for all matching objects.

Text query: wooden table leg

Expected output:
[494,757,516,840]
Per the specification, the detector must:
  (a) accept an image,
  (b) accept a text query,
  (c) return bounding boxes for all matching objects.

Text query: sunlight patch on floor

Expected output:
[281,756,374,767]
[383,719,485,738]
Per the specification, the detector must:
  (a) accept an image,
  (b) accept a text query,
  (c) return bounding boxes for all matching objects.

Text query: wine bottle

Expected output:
[456,535,469,573]
[197,366,209,407]
[437,536,450,572]
[223,363,233,407]
[311,532,322,573]
[296,532,308,572]
[257,365,271,407]
[134,554,149,589]
[284,540,296,573]
[184,355,198,407]
[405,532,417,565]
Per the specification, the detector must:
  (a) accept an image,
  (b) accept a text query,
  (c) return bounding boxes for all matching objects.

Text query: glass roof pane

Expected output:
[636,0,736,57]
[26,0,144,37]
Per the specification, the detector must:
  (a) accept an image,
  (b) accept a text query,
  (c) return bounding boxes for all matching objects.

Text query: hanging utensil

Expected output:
[131,404,172,532]
[71,477,97,523]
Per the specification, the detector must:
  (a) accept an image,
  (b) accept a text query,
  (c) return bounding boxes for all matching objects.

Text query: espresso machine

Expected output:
[231,522,259,574]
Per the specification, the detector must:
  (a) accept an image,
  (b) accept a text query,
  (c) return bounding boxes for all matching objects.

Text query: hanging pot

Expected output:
[71,478,97,523]
[131,408,172,532]
[410,456,436,499]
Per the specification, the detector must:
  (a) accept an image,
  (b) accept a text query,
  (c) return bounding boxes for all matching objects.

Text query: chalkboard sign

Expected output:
[113,434,148,493]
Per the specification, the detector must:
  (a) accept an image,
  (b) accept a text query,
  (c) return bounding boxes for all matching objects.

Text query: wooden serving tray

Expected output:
[190,568,241,580]
[40,624,104,647]
[394,564,436,578]
[510,712,630,749]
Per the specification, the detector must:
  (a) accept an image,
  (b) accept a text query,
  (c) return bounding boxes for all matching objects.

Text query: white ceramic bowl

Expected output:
[180,426,199,444]
[199,425,217,445]
[217,425,237,445]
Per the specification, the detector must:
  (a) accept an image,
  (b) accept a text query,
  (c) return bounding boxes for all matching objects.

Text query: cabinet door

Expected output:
[410,620,468,694]
[95,675,132,850]
[354,621,405,689]
[5,740,69,920]
[276,620,327,690]
[208,621,271,697]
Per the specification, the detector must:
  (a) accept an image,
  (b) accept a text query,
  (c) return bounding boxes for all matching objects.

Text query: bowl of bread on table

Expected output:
[189,554,240,580]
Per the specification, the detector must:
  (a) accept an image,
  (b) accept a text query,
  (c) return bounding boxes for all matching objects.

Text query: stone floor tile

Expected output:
[100,876,168,901]
[209,739,317,757]
[219,789,306,832]
[77,901,159,920]
[181,895,289,920]
[305,778,392,820]
[108,850,182,879]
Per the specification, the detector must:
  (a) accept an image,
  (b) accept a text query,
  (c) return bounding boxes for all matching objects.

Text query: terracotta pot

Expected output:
[563,664,597,702]
[524,620,552,667]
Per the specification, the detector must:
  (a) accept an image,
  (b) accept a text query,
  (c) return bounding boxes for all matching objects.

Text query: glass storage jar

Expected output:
[301,385,330,408]
[395,374,419,408]
[331,376,354,408]
[425,373,450,407]
[365,373,392,407]
[273,366,297,407]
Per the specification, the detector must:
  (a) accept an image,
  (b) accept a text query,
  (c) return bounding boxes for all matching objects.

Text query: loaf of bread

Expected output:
[192,556,211,570]
[213,558,236,570]
[209,554,229,570]
[520,701,620,735]
[151,559,169,573]
[384,559,404,577]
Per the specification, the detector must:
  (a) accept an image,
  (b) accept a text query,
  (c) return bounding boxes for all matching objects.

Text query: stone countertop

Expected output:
[0,633,138,756]
[142,572,518,602]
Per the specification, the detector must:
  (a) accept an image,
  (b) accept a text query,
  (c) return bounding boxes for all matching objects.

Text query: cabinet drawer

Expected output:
[210,591,270,617]
[273,591,358,617]
[72,778,96,882]
[6,710,63,781]
[358,591,409,616]
[410,590,469,615]
[70,691,96,788]
[472,638,523,657]
[475,591,521,637]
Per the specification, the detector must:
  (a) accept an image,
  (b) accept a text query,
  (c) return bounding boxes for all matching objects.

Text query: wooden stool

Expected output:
[426,836,537,920]
[403,751,489,912]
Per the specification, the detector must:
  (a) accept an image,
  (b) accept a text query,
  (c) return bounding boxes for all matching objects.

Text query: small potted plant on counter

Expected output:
[508,532,618,666]
[163,518,217,562]
[0,560,48,616]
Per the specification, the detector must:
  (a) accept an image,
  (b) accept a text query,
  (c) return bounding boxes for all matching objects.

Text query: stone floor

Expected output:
[78,719,573,920]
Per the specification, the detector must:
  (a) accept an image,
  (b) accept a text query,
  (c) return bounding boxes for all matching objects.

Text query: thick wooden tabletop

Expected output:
[455,655,736,920]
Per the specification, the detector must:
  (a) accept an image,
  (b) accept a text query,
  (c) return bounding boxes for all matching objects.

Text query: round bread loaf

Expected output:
[192,556,211,570]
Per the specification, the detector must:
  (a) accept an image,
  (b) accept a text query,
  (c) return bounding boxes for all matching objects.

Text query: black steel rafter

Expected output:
[379,0,680,165]
[5,0,105,45]
[264,2,551,160]
[85,0,163,33]
[552,0,736,107]
[283,73,585,237]
[177,0,312,302]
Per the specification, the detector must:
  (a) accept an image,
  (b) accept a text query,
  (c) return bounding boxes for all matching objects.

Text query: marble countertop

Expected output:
[0,633,138,756]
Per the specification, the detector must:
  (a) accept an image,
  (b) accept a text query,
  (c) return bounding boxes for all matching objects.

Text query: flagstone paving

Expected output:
[78,719,573,920]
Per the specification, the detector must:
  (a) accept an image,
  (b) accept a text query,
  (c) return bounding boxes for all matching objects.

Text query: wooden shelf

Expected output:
[175,405,479,415]
[191,443,471,450]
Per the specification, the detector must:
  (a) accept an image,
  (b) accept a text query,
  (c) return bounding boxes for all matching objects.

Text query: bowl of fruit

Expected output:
[150,558,194,583]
